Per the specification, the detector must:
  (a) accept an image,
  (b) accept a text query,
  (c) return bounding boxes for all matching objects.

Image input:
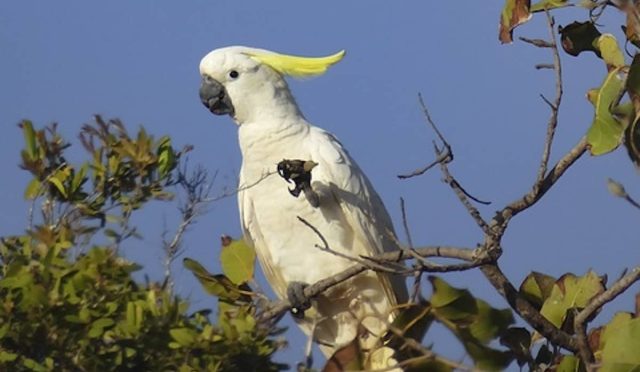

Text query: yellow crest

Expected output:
[246,49,346,78]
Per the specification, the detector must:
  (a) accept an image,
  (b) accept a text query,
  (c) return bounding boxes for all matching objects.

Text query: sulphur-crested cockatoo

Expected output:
[199,46,408,367]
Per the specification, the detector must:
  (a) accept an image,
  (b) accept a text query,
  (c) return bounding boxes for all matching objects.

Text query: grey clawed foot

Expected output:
[287,281,311,319]
[277,159,320,208]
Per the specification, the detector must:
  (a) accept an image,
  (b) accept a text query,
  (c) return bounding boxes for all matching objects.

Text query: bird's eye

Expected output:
[229,70,239,79]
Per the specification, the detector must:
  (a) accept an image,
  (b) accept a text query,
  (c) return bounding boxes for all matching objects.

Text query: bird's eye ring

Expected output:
[229,70,239,79]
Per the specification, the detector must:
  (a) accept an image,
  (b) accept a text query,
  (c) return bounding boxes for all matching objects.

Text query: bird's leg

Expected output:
[287,281,311,319]
[276,159,320,208]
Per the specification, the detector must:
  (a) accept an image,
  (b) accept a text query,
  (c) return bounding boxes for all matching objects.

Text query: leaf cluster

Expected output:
[1,119,286,371]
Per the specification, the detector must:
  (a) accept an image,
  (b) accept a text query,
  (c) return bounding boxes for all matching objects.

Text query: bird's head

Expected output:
[199,46,345,124]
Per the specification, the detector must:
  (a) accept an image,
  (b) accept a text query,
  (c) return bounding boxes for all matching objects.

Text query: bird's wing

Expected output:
[309,128,409,305]
[238,172,288,299]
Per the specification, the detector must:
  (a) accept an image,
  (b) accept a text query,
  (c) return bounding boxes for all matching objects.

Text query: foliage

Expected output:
[0,118,286,371]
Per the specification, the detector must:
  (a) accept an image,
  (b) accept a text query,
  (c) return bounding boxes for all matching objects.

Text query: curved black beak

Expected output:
[199,76,235,116]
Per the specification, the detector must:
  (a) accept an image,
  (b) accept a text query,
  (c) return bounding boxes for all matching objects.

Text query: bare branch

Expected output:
[437,154,492,235]
[535,12,563,188]
[397,94,452,179]
[519,36,555,48]
[496,136,588,229]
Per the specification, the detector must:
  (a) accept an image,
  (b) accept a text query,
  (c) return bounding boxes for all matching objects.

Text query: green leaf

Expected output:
[0,351,18,362]
[429,276,477,321]
[21,120,37,160]
[71,163,88,193]
[530,0,569,12]
[599,312,640,371]
[183,258,249,301]
[468,299,514,343]
[587,68,626,155]
[169,327,198,347]
[540,271,605,329]
[390,301,433,343]
[89,318,115,338]
[23,357,47,372]
[500,327,532,368]
[519,271,556,309]
[220,239,256,285]
[625,55,640,168]
[48,176,67,198]
[156,136,176,178]
[596,34,625,69]
[0,269,33,288]
[24,178,42,200]
[465,342,513,371]
[556,354,581,372]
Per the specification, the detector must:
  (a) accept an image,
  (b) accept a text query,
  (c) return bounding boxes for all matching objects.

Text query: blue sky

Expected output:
[1,1,638,369]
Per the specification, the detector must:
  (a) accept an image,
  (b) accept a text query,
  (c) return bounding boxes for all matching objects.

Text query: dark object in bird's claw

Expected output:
[277,159,320,207]
[287,281,311,319]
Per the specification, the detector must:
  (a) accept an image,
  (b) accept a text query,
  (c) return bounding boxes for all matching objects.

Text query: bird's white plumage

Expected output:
[200,46,408,363]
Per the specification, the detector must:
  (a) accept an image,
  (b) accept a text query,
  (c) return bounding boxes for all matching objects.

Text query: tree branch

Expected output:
[258,245,482,321]
[573,266,640,365]
[479,263,578,352]
[495,136,587,229]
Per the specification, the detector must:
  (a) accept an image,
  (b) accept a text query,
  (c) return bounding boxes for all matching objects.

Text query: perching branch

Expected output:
[258,244,484,321]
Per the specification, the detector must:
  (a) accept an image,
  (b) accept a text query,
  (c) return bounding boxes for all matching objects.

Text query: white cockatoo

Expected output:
[199,46,408,367]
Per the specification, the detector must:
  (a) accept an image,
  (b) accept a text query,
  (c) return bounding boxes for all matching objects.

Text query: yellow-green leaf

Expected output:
[469,299,514,343]
[556,354,580,372]
[540,271,605,329]
[531,0,569,12]
[21,120,37,159]
[587,68,626,155]
[169,327,198,347]
[183,258,249,301]
[220,239,256,285]
[519,271,556,309]
[48,177,67,198]
[596,34,625,69]
[600,313,640,371]
[24,178,42,200]
[429,276,477,321]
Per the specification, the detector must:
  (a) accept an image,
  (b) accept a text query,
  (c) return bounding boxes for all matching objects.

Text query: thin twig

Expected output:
[296,216,406,274]
[495,136,588,229]
[203,170,276,203]
[574,266,640,366]
[400,198,424,302]
[438,154,492,235]
[397,94,452,179]
[400,197,414,249]
[535,12,563,188]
